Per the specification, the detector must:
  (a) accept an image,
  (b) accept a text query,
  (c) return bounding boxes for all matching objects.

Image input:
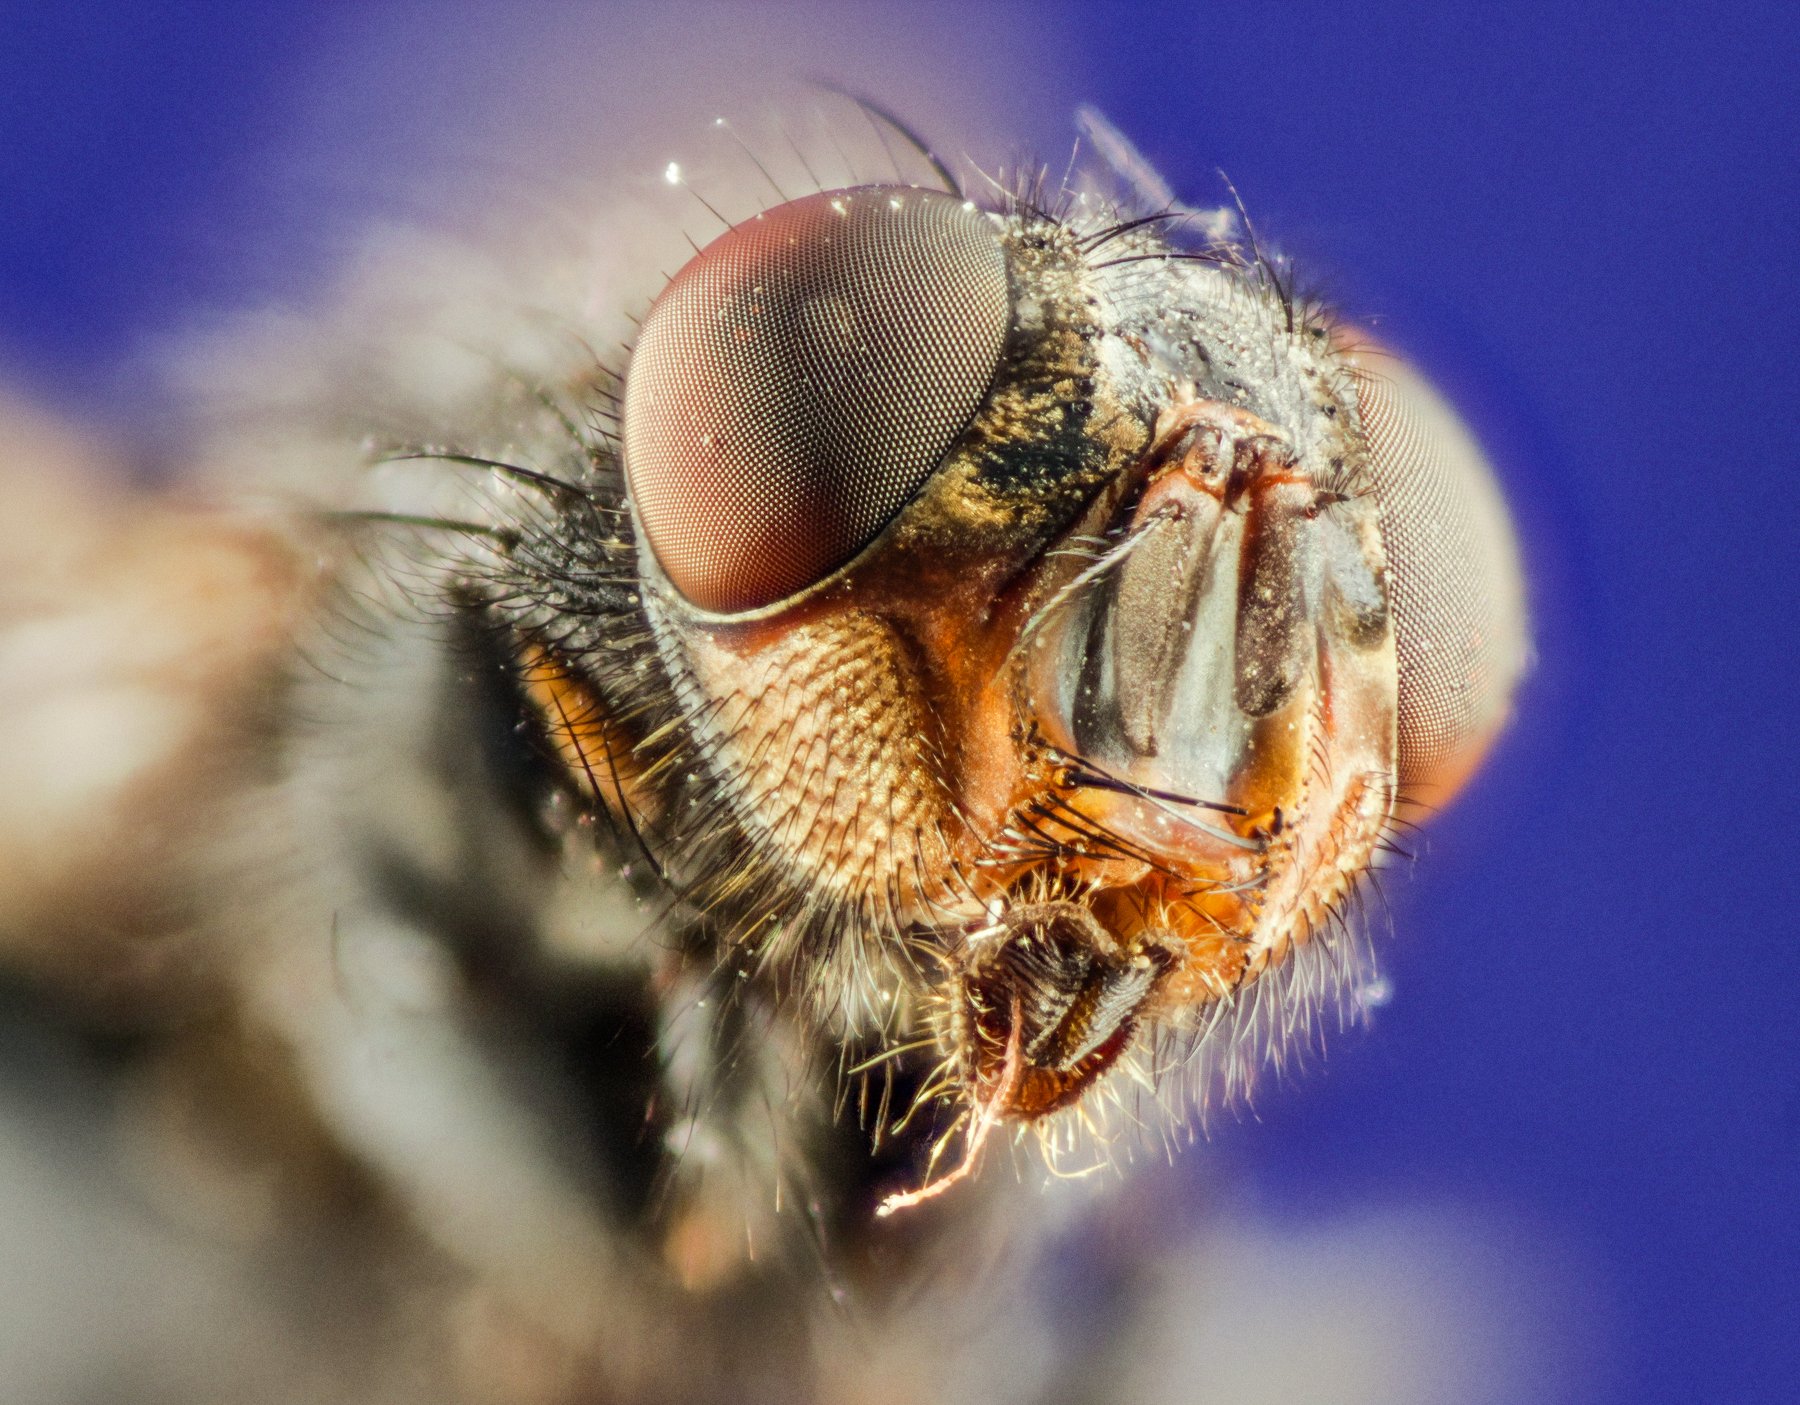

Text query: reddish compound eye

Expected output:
[622,186,1011,614]
[1350,353,1530,801]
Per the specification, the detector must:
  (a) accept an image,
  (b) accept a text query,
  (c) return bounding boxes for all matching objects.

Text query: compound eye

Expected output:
[622,186,1011,614]
[1350,352,1531,801]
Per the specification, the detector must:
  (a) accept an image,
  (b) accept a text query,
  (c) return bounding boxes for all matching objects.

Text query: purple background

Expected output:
[2,3,1795,1401]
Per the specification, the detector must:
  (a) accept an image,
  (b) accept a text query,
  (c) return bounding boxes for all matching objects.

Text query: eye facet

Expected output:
[622,186,1011,614]
[1350,353,1531,801]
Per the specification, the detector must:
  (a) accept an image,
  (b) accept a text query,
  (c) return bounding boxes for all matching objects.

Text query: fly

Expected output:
[373,105,1529,1201]
[0,97,1531,1402]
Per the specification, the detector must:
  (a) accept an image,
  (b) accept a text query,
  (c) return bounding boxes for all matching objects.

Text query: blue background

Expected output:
[2,3,1795,1401]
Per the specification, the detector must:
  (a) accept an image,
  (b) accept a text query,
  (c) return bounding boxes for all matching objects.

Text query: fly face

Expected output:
[486,162,1525,1193]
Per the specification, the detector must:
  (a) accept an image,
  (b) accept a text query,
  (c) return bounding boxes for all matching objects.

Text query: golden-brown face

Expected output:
[506,176,1527,1189]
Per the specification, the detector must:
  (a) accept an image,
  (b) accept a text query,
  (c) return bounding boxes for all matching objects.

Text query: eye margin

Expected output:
[620,183,1015,618]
